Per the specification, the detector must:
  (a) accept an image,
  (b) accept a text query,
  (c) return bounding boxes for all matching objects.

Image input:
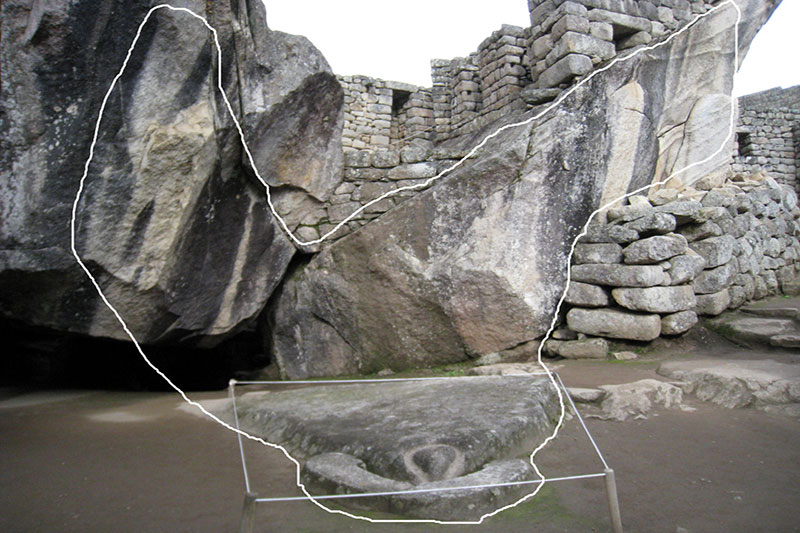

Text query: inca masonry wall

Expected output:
[339,0,721,151]
[548,175,800,357]
[733,86,800,192]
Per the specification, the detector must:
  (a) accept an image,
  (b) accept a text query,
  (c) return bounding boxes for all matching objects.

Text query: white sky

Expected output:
[263,0,799,96]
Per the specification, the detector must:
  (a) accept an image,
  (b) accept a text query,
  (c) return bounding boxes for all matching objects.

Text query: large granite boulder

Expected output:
[0,0,343,346]
[271,0,779,378]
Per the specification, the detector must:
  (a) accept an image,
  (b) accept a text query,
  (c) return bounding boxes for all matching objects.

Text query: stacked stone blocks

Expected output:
[733,86,800,192]
[559,175,800,349]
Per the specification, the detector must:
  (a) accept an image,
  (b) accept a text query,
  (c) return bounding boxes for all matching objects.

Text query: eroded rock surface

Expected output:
[0,0,342,346]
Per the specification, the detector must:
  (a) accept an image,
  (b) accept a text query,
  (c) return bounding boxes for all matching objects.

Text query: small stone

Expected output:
[568,387,606,403]
[573,243,623,264]
[579,224,639,244]
[613,351,639,361]
[680,221,723,242]
[520,87,562,106]
[546,337,608,359]
[565,281,610,307]
[661,311,699,335]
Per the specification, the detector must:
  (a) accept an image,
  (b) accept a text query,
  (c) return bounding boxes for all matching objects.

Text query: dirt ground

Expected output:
[2,340,800,532]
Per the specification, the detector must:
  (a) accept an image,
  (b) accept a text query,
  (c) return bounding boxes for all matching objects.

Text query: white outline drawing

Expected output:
[70,0,741,525]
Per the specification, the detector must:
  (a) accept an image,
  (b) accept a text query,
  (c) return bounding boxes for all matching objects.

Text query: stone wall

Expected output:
[733,86,800,191]
[338,76,434,151]
[339,0,722,151]
[551,174,800,355]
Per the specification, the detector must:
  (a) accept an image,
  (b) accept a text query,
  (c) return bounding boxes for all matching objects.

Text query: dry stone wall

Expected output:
[552,174,800,355]
[733,86,800,191]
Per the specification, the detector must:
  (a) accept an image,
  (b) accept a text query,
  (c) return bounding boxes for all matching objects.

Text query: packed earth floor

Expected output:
[2,302,800,532]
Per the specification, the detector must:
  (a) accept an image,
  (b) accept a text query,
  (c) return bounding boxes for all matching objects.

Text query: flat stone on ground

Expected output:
[658,359,800,412]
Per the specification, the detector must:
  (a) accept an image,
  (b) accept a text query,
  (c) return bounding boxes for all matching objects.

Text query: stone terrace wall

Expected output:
[733,86,800,192]
[548,175,800,357]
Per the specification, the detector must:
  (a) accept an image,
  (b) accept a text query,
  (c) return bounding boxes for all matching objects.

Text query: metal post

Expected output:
[604,468,623,533]
[239,491,257,533]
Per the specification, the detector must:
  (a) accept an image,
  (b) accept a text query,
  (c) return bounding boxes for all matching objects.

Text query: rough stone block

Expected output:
[371,151,400,168]
[665,251,706,285]
[345,150,372,168]
[573,243,623,264]
[689,235,736,268]
[695,289,731,316]
[549,31,615,66]
[567,308,661,341]
[579,224,639,244]
[693,261,738,295]
[612,286,696,314]
[617,31,652,50]
[623,234,687,265]
[623,212,677,235]
[387,163,438,180]
[586,9,652,34]
[589,21,613,41]
[565,281,611,307]
[571,264,664,287]
[661,310,699,335]
[538,53,593,88]
[551,14,591,42]
[680,221,723,242]
[546,337,608,359]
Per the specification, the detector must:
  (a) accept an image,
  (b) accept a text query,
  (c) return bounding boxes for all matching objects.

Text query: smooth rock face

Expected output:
[612,286,696,313]
[567,308,662,341]
[0,0,343,345]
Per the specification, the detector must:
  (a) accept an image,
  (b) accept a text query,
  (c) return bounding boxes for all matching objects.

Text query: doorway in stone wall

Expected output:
[390,89,411,144]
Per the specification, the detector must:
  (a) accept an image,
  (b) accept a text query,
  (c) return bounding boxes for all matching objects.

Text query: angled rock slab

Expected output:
[612,286,696,313]
[235,376,559,487]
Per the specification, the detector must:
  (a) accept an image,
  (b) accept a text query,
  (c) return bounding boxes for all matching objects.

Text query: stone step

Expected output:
[740,305,800,321]
[771,335,800,349]
[707,314,800,348]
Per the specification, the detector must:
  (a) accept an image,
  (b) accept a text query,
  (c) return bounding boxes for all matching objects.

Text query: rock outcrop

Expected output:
[271,0,778,378]
[0,0,343,346]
